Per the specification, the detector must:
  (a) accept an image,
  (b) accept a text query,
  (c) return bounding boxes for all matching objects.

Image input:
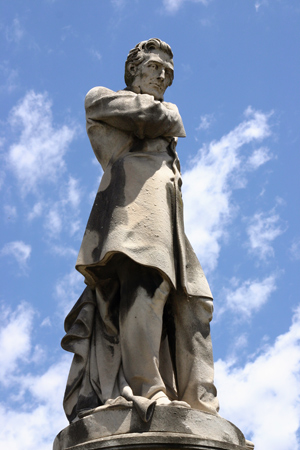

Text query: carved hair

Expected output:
[124,38,174,87]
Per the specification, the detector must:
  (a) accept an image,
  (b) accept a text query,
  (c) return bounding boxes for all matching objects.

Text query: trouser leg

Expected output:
[117,259,171,399]
[171,293,219,414]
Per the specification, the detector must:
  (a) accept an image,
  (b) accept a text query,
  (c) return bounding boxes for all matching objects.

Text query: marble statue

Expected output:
[61,38,219,424]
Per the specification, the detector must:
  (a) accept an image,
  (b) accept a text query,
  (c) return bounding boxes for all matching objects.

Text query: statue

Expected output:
[54,37,255,450]
[61,38,220,424]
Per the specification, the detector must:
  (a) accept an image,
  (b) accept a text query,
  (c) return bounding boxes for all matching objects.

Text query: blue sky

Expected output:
[0,1,299,449]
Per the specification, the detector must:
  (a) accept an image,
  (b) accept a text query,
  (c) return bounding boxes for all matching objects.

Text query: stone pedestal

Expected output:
[53,406,253,450]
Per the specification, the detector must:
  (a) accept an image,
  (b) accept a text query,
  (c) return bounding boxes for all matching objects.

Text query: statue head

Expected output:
[124,38,174,101]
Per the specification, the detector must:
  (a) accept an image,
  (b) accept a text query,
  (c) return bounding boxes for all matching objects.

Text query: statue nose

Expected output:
[158,69,165,80]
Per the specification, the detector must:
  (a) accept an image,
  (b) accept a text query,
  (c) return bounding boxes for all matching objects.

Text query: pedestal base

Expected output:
[56,433,252,450]
[53,405,253,450]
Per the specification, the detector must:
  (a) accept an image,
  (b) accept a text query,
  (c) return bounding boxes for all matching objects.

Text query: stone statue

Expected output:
[61,38,219,424]
[55,38,255,450]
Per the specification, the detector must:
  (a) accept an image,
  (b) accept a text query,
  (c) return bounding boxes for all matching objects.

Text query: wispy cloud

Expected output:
[55,269,83,316]
[7,91,76,195]
[27,202,43,221]
[0,301,70,448]
[289,238,300,261]
[0,62,18,93]
[163,0,209,13]
[246,210,285,260]
[0,358,70,450]
[44,176,82,238]
[183,107,272,272]
[197,113,214,131]
[254,0,268,12]
[217,274,277,320]
[1,241,31,272]
[246,146,272,169]
[90,49,102,61]
[0,167,5,191]
[50,245,77,258]
[0,303,34,383]
[45,207,62,235]
[25,176,81,238]
[3,204,17,222]
[111,0,126,8]
[5,18,24,44]
[4,87,83,237]
[199,18,212,27]
[60,25,74,42]
[215,304,300,449]
[66,177,81,209]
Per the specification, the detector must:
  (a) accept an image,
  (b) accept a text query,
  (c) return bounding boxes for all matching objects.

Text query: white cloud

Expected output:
[61,25,74,42]
[218,274,277,320]
[27,202,43,221]
[0,357,70,450]
[7,91,76,195]
[289,238,300,261]
[41,317,52,327]
[0,301,70,449]
[111,0,126,9]
[0,168,5,190]
[66,177,81,209]
[3,204,17,221]
[44,176,82,238]
[246,210,285,260]
[254,0,268,12]
[197,113,214,131]
[55,269,83,316]
[1,241,31,271]
[45,207,62,235]
[90,49,102,61]
[0,62,18,93]
[247,146,272,169]
[215,305,300,450]
[182,107,272,272]
[70,219,81,236]
[163,0,209,13]
[21,358,70,406]
[0,303,34,383]
[5,18,24,43]
[51,245,77,258]
[232,333,249,352]
[199,18,211,27]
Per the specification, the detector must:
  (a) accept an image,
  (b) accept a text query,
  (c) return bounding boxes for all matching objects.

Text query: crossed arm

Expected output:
[85,86,186,140]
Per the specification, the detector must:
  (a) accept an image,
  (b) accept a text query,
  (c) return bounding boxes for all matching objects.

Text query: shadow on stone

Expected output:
[53,406,252,450]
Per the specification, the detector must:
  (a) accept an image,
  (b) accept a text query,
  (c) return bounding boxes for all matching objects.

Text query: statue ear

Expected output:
[128,64,137,77]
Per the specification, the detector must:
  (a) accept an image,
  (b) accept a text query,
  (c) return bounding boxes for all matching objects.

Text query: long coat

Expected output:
[62,87,213,423]
[76,86,212,298]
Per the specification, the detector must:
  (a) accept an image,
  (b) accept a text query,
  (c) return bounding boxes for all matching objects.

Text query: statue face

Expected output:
[130,49,174,100]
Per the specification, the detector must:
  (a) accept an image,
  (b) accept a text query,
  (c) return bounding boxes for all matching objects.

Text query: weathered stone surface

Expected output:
[53,406,248,450]
[61,38,219,425]
[55,434,249,450]
[54,38,255,450]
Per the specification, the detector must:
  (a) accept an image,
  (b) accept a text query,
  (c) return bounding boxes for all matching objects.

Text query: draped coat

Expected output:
[76,86,212,298]
[62,87,214,423]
